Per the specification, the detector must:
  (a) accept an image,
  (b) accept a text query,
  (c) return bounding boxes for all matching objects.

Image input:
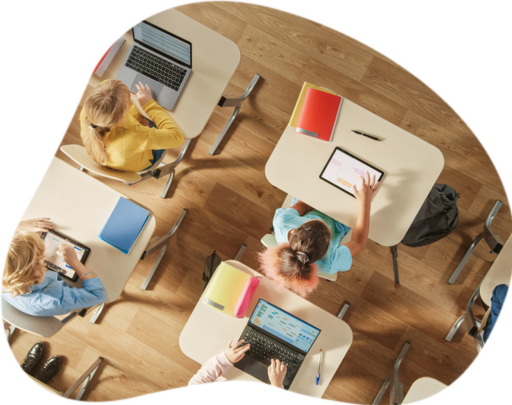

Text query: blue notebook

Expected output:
[99,197,150,254]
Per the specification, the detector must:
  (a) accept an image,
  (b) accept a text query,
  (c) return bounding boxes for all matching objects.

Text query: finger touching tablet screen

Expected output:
[320,147,384,197]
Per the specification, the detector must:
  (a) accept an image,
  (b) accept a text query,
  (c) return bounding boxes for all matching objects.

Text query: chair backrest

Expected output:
[1,296,64,338]
[60,145,141,184]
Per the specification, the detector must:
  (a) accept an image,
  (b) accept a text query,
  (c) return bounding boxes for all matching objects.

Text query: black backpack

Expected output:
[203,250,222,291]
[401,183,459,247]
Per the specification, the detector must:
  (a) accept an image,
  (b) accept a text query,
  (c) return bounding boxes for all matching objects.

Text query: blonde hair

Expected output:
[3,231,46,297]
[81,79,131,165]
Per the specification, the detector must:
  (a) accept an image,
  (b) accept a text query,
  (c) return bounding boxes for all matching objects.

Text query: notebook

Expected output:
[289,82,337,128]
[296,88,343,142]
[99,197,150,254]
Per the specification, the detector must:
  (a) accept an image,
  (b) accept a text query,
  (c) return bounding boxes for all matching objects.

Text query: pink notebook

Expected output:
[233,276,260,318]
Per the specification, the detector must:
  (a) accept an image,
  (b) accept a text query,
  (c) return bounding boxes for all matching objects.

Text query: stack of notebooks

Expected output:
[94,37,125,77]
[99,197,150,254]
[290,82,343,142]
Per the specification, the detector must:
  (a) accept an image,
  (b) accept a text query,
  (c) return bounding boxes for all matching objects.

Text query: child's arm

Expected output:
[290,200,315,216]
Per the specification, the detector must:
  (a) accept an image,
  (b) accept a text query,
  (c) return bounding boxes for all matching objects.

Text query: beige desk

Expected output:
[402,377,447,404]
[21,157,156,303]
[480,235,512,306]
[89,8,241,139]
[265,100,444,246]
[179,260,353,398]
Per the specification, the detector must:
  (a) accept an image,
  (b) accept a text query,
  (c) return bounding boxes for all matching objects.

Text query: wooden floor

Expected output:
[6,2,512,403]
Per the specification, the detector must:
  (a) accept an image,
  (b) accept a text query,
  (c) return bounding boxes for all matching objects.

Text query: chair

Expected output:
[28,357,103,400]
[373,342,411,405]
[60,141,191,199]
[448,200,503,284]
[2,296,81,338]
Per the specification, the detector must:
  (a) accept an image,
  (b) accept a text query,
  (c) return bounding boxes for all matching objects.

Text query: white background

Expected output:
[1,1,511,404]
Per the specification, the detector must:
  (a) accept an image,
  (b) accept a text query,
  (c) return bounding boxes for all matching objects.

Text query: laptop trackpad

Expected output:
[235,356,270,384]
[130,74,164,99]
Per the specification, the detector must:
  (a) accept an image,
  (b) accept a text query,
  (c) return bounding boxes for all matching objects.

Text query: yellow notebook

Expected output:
[203,262,251,317]
[289,82,337,127]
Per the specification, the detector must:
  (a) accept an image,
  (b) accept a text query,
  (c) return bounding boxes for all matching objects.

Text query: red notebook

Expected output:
[296,88,343,142]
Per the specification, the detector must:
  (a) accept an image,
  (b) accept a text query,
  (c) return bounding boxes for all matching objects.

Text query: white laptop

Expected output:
[116,20,192,110]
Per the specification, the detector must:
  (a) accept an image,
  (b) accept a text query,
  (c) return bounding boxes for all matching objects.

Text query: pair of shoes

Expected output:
[20,342,63,383]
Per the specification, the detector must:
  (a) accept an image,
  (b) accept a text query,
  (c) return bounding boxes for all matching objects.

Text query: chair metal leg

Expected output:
[62,357,104,400]
[152,139,192,199]
[160,169,175,199]
[140,209,188,289]
[90,304,105,325]
[446,283,482,345]
[337,303,350,320]
[209,74,261,156]
[373,377,391,405]
[449,200,503,284]
[4,322,16,341]
[392,245,400,285]
[234,244,247,261]
[373,342,410,405]
[445,315,465,342]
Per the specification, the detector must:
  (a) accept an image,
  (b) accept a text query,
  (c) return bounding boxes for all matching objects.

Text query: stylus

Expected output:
[351,130,382,141]
[316,349,323,385]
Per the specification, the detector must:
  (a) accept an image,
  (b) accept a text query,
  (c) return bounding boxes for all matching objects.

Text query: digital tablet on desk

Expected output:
[40,230,91,282]
[320,147,384,197]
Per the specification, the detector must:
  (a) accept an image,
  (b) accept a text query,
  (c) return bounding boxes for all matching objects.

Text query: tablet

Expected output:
[40,230,91,282]
[319,147,384,197]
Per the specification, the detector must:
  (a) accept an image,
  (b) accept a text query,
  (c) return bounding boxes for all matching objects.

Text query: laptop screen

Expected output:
[249,299,321,353]
[133,21,192,68]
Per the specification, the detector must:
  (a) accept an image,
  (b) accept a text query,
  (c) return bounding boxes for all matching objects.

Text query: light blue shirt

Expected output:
[273,208,352,275]
[2,271,107,317]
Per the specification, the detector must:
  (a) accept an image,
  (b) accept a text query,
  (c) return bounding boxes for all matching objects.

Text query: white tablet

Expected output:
[320,147,384,197]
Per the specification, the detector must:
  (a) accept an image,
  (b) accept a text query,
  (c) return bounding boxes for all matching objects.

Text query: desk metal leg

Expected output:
[90,304,105,325]
[449,200,503,284]
[209,74,261,156]
[392,245,400,285]
[337,303,350,320]
[234,244,247,261]
[140,209,188,290]
[152,139,193,199]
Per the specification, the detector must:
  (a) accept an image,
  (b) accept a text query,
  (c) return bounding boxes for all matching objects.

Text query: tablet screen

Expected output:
[41,230,90,281]
[320,147,384,197]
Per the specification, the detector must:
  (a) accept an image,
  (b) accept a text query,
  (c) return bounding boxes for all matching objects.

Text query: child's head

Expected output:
[3,232,46,297]
[81,79,131,165]
[258,220,330,297]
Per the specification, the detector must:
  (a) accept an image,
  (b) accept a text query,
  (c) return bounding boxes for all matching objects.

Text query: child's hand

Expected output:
[58,243,79,268]
[17,218,53,233]
[268,359,287,388]
[224,340,250,364]
[135,82,153,106]
[353,171,379,206]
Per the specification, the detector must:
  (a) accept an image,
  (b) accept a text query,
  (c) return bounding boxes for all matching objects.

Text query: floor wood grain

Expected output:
[5,2,511,403]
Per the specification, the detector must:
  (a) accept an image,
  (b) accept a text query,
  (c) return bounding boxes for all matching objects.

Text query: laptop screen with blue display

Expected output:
[249,299,320,353]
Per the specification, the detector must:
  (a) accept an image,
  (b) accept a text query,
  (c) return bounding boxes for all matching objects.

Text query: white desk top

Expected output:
[403,377,447,404]
[89,8,241,139]
[265,99,444,246]
[480,235,512,306]
[179,260,353,398]
[21,158,156,303]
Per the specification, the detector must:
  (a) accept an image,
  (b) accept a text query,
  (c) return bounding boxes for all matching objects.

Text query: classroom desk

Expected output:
[21,157,155,304]
[88,8,241,139]
[179,260,353,398]
[402,377,447,404]
[480,235,512,306]
[265,99,444,246]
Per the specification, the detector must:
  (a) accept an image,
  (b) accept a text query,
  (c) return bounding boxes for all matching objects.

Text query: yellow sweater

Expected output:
[80,99,184,172]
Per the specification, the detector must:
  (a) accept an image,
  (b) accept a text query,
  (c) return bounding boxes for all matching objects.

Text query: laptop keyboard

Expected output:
[125,46,187,91]
[243,329,300,376]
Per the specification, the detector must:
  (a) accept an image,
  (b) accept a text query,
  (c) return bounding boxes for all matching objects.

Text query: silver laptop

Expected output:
[116,20,192,111]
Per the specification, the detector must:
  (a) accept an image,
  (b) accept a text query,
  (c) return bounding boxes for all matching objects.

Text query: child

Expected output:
[80,80,184,172]
[189,339,287,388]
[2,219,106,316]
[259,173,379,297]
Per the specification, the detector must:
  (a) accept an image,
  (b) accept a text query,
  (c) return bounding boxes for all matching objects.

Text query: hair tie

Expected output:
[296,251,309,264]
[90,123,98,129]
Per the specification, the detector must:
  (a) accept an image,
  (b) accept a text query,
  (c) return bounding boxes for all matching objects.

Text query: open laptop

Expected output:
[116,20,192,110]
[235,298,321,390]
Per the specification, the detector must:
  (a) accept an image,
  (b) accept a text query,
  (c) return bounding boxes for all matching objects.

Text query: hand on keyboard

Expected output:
[268,359,287,388]
[224,339,251,365]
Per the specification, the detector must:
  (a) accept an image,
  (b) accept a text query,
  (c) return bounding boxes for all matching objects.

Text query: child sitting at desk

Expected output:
[80,79,184,172]
[2,218,107,317]
[189,339,286,388]
[259,173,378,297]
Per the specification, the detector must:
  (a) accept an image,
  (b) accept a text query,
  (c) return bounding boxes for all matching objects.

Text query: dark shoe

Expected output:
[35,355,62,383]
[21,341,45,374]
